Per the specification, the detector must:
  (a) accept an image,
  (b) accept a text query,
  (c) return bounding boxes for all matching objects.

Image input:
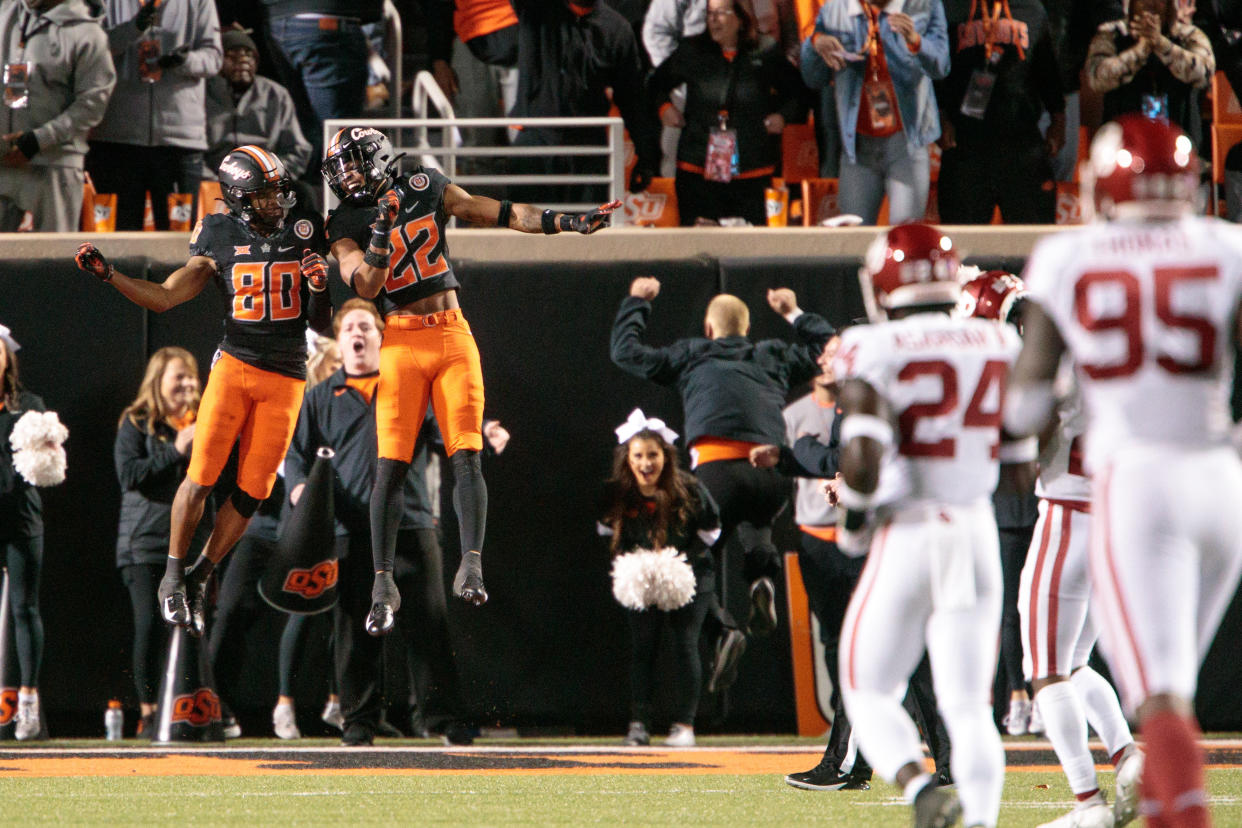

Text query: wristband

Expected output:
[840,413,895,448]
[837,481,876,512]
[363,248,389,269]
[541,208,560,235]
[496,200,513,228]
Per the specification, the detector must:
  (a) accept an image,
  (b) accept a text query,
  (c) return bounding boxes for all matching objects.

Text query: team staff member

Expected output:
[323,126,617,636]
[286,299,469,746]
[75,145,333,634]
[610,278,833,694]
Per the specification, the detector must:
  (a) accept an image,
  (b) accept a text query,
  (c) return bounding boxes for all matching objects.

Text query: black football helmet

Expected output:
[322,126,400,205]
[217,145,296,231]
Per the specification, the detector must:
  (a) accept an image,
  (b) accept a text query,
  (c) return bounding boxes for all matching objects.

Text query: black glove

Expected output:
[628,166,655,193]
[559,199,622,235]
[374,189,401,233]
[157,48,187,70]
[134,0,157,32]
[75,242,114,281]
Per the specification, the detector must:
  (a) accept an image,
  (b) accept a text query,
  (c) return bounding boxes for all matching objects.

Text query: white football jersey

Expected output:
[1024,216,1242,472]
[834,313,1022,505]
[1035,363,1090,502]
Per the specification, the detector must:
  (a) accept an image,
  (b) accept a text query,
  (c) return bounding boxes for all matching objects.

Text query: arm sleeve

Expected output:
[609,295,683,385]
[306,288,333,335]
[426,0,456,64]
[30,28,116,153]
[915,0,951,79]
[781,311,836,385]
[799,23,836,89]
[174,0,223,79]
[283,395,317,498]
[1086,25,1142,93]
[272,88,313,178]
[1156,24,1216,88]
[609,24,661,170]
[691,479,722,549]
[113,418,185,491]
[643,0,684,67]
[770,44,810,124]
[789,431,840,477]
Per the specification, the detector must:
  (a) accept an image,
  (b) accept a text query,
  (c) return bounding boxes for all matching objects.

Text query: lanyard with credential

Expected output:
[862,3,882,81]
[967,0,1024,63]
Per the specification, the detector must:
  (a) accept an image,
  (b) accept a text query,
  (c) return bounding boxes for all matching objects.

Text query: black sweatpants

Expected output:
[3,534,43,687]
[120,562,168,704]
[674,169,770,227]
[798,532,952,774]
[998,525,1035,698]
[208,535,274,711]
[336,529,461,737]
[627,559,714,726]
[694,459,787,631]
[85,142,203,231]
[937,135,1055,225]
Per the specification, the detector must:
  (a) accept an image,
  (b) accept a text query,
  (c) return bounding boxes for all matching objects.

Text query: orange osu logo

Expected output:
[283,560,339,599]
[624,192,668,226]
[0,688,16,725]
[170,688,221,727]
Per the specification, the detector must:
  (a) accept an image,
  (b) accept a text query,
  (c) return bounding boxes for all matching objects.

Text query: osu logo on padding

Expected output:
[0,688,16,725]
[283,560,339,599]
[170,688,221,727]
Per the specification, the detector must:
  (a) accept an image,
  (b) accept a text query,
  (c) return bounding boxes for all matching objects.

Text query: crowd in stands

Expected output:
[0,0,1236,228]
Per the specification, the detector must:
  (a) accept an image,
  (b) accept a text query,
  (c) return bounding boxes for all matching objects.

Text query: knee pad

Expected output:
[230,488,263,519]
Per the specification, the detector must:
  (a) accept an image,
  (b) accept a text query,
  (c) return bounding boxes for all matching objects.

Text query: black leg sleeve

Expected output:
[369,458,410,572]
[120,563,165,704]
[450,450,487,554]
[627,610,660,723]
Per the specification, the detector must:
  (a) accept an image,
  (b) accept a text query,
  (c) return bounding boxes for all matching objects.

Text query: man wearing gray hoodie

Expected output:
[0,0,115,231]
[87,0,220,229]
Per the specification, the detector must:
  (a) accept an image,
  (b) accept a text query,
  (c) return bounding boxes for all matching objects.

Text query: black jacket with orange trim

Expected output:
[610,295,833,447]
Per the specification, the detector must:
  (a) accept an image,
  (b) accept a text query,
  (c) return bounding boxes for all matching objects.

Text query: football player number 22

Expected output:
[387,215,448,290]
[1074,266,1218,378]
[898,359,1008,458]
[231,262,302,322]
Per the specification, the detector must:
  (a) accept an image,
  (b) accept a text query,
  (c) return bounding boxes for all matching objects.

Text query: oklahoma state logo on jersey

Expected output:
[283,560,339,599]
[0,688,16,725]
[170,688,222,727]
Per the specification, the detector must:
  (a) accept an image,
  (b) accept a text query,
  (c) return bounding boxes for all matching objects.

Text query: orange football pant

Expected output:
[187,351,306,499]
[377,310,484,462]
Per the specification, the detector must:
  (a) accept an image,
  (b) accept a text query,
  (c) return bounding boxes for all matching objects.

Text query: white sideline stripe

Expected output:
[856,797,1242,810]
[5,789,741,798]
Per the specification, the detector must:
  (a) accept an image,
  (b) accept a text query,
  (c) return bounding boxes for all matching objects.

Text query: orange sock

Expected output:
[1141,711,1210,828]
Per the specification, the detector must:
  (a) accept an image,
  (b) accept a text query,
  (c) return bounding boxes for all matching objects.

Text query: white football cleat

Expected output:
[665,724,695,747]
[1038,797,1114,828]
[1113,745,1145,827]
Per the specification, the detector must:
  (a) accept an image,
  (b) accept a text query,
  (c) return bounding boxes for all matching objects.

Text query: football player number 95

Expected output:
[1073,265,1218,379]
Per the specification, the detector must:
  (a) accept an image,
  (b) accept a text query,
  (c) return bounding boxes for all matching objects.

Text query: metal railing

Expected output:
[322,111,627,219]
[381,0,402,120]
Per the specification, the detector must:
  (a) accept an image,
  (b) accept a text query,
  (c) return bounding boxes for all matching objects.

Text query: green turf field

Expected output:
[1,740,1239,825]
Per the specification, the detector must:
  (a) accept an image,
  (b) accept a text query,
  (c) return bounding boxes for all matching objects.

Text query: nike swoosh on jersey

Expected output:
[278,245,295,252]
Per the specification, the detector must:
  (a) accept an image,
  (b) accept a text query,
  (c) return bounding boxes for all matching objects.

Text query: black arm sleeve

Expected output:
[426,0,456,64]
[609,295,684,385]
[306,287,333,335]
[114,418,185,491]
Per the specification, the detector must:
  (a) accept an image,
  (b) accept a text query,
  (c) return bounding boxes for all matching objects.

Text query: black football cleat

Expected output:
[158,572,191,628]
[747,576,778,636]
[913,781,962,828]
[365,571,401,636]
[453,551,488,606]
[784,755,848,791]
[841,770,871,791]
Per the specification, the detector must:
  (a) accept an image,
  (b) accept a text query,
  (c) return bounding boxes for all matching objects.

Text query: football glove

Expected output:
[375,189,401,231]
[301,249,328,292]
[559,200,621,235]
[75,242,113,281]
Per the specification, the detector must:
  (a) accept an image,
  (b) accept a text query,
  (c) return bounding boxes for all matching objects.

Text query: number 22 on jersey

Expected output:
[231,261,302,322]
[386,214,448,290]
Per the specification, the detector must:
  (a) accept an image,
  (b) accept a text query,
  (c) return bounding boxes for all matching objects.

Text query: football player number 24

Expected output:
[897,359,1008,458]
[231,261,302,322]
[387,215,448,290]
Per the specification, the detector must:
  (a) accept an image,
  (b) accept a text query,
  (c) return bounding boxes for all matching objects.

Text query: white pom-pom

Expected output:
[611,550,651,610]
[611,547,697,611]
[647,548,696,611]
[10,410,69,487]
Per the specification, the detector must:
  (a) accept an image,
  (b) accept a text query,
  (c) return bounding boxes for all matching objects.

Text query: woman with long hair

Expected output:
[114,347,208,734]
[0,325,48,739]
[599,411,720,747]
[648,0,806,225]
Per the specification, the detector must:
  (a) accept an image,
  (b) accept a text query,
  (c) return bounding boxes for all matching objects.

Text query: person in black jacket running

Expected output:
[610,276,833,694]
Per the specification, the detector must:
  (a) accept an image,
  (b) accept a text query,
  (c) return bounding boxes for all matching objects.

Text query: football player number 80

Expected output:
[386,214,449,291]
[231,261,302,322]
[1073,266,1218,379]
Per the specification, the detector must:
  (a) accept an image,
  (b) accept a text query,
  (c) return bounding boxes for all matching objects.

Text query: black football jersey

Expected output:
[189,208,329,379]
[326,168,460,315]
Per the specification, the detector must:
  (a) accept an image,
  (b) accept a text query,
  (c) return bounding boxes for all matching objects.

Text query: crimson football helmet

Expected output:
[217,145,296,230]
[860,222,960,322]
[955,270,1026,327]
[1081,114,1200,220]
[322,126,400,205]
